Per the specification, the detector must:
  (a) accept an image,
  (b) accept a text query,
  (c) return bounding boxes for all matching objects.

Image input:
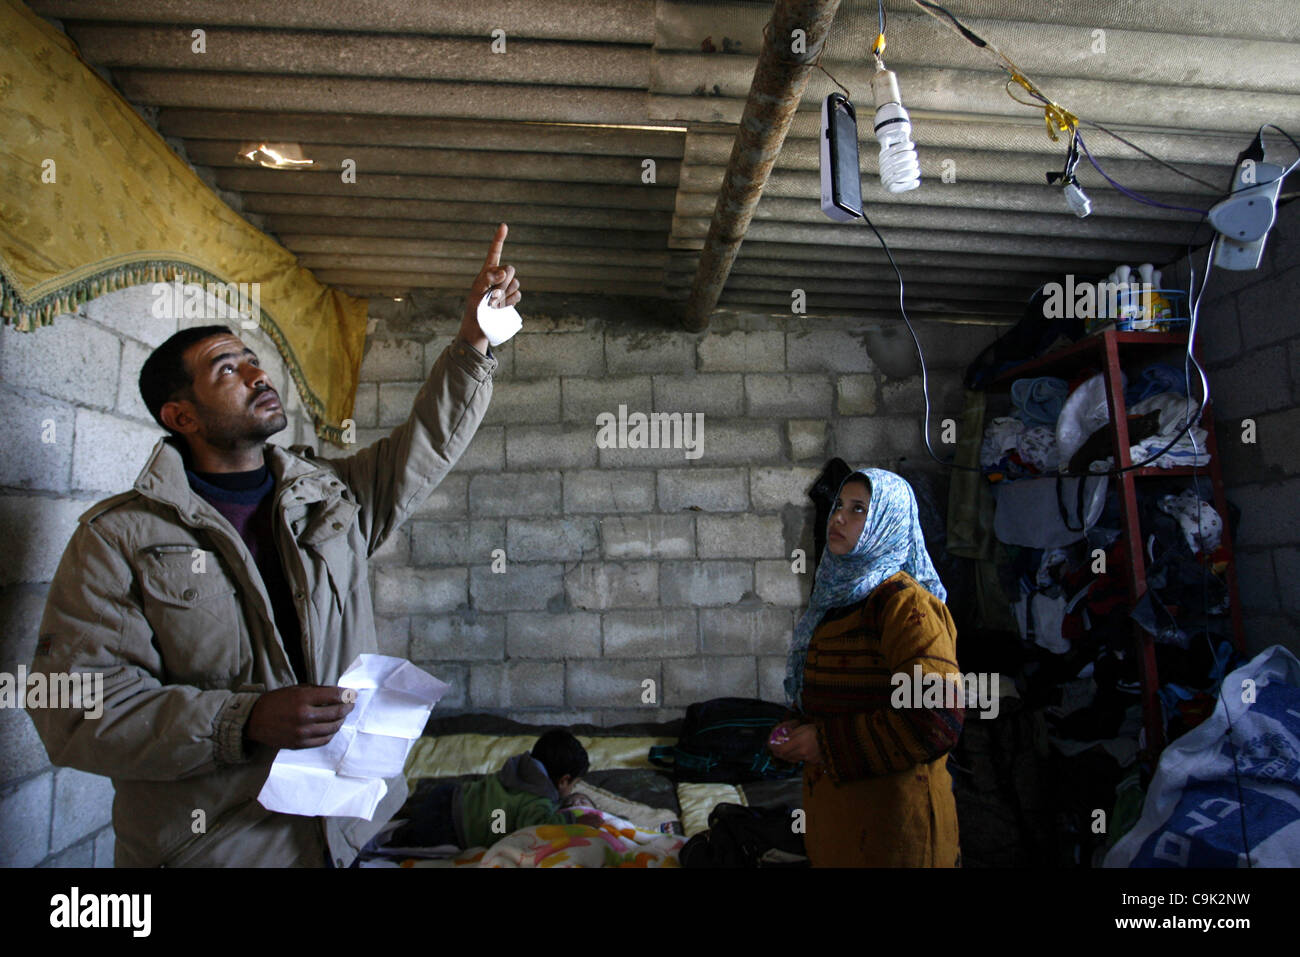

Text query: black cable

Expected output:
[913,0,987,48]
[877,0,887,38]
[857,212,1215,480]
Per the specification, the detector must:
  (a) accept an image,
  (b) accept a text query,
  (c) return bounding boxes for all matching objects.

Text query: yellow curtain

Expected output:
[0,0,366,443]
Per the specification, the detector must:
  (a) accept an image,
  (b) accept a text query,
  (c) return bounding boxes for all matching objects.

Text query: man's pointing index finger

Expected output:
[485,222,508,271]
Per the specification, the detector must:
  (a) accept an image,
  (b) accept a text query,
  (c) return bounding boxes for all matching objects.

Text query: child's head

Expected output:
[531,729,590,797]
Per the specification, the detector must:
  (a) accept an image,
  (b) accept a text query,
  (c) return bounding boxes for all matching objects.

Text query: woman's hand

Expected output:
[769,722,823,765]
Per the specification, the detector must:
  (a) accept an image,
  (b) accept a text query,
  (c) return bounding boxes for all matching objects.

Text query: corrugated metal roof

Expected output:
[28,0,1300,323]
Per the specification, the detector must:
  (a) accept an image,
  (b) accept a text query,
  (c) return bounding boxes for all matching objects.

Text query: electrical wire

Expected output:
[1074,130,1211,215]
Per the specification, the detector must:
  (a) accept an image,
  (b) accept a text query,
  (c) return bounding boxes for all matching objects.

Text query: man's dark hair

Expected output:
[531,729,589,785]
[138,325,235,439]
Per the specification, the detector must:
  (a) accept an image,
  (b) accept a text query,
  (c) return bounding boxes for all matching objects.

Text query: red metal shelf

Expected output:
[989,328,1244,768]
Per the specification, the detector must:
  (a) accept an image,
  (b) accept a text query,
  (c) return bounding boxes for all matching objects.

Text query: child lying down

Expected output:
[386,729,602,851]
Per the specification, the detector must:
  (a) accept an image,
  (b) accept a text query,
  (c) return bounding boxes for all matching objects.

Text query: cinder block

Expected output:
[786,330,875,373]
[600,514,695,559]
[370,525,410,566]
[39,840,95,868]
[415,662,468,709]
[663,657,756,705]
[70,409,162,495]
[744,374,834,418]
[837,375,878,415]
[0,390,74,492]
[682,421,781,467]
[1232,550,1278,614]
[700,607,794,656]
[1196,298,1242,366]
[514,332,604,378]
[564,470,656,513]
[377,382,422,427]
[410,611,505,661]
[657,467,748,512]
[470,563,565,612]
[659,561,751,607]
[755,560,809,606]
[0,583,48,672]
[597,426,707,468]
[564,562,658,610]
[652,374,744,417]
[605,331,696,374]
[1238,265,1300,350]
[51,767,114,853]
[836,415,923,460]
[561,375,653,423]
[566,659,662,708]
[1210,347,1292,420]
[115,339,154,424]
[910,322,1000,370]
[93,827,116,868]
[508,517,600,561]
[603,609,698,657]
[505,424,598,470]
[422,336,456,378]
[0,773,51,867]
[373,615,411,659]
[373,566,467,615]
[697,514,785,559]
[410,520,503,568]
[359,338,423,382]
[350,383,378,428]
[1,318,119,410]
[412,473,468,518]
[1257,407,1300,475]
[482,378,561,426]
[1228,479,1300,548]
[698,330,784,372]
[470,472,562,516]
[81,283,179,347]
[0,495,98,586]
[751,466,819,511]
[505,611,602,658]
[0,706,49,787]
[457,425,505,471]
[757,656,788,704]
[470,661,564,709]
[787,420,827,461]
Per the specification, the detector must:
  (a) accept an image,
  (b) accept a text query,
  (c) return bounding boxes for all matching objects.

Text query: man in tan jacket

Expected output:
[27,225,520,867]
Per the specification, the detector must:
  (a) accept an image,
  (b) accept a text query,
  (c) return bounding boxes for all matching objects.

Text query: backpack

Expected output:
[679,803,809,868]
[648,697,799,783]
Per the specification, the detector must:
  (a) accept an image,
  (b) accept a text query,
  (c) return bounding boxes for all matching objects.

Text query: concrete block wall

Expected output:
[1163,200,1300,659]
[355,303,997,729]
[0,284,315,866]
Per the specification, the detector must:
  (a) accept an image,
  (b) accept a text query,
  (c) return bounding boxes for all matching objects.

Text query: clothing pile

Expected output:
[979,363,1210,485]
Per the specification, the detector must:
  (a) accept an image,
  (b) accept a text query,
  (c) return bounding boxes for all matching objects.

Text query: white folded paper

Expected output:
[475,286,523,346]
[257,655,450,820]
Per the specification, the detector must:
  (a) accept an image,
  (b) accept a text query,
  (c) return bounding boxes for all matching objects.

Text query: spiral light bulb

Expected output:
[869,62,921,193]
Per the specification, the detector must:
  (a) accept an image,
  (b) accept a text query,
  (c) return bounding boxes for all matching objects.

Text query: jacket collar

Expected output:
[134,436,338,516]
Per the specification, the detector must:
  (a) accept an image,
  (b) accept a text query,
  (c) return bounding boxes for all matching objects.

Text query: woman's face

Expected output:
[827,479,871,555]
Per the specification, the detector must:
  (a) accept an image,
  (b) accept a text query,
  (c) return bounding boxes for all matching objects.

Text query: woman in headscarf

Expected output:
[768,468,963,867]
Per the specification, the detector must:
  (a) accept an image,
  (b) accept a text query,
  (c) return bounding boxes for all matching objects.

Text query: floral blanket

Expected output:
[479,808,685,868]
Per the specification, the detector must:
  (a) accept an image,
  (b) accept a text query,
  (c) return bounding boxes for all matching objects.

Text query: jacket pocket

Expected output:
[139,547,241,686]
[300,498,360,612]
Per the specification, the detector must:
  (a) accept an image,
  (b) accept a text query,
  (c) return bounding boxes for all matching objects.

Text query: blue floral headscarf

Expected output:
[784,468,947,709]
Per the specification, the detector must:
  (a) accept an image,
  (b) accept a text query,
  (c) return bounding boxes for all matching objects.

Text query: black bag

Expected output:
[679,803,809,868]
[648,697,799,783]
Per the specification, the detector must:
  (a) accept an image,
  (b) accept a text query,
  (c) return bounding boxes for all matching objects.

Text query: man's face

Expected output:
[164,334,287,450]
